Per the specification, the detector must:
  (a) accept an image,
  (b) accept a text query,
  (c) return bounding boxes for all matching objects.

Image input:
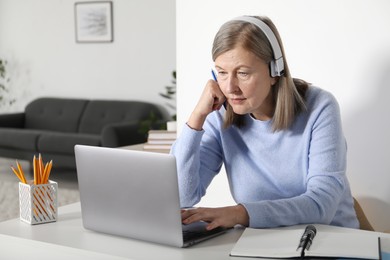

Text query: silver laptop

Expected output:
[74,144,227,247]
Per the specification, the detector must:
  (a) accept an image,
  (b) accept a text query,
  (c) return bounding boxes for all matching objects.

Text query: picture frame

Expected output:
[74,1,113,43]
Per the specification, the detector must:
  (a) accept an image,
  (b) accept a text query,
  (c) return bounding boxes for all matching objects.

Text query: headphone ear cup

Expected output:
[233,16,284,77]
[269,60,277,77]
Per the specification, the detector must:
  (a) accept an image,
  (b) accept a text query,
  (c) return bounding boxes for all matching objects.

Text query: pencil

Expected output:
[16,160,27,184]
[33,155,37,185]
[39,153,44,184]
[11,166,24,183]
[44,160,53,183]
[42,162,49,184]
[42,161,52,184]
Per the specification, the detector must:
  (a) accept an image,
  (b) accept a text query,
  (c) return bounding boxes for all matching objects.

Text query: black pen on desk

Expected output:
[298,225,317,258]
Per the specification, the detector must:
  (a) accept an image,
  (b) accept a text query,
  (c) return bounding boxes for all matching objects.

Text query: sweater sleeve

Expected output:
[171,121,224,207]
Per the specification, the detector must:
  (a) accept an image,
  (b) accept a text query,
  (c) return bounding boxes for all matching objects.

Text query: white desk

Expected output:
[0,233,130,260]
[0,203,245,259]
[1,203,390,259]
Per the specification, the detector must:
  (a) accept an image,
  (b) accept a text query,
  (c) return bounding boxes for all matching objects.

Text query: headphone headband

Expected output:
[232,16,284,77]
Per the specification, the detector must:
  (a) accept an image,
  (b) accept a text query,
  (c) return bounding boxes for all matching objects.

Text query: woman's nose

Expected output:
[226,75,240,94]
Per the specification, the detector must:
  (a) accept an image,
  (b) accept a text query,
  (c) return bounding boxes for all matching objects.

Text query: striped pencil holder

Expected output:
[19,181,58,224]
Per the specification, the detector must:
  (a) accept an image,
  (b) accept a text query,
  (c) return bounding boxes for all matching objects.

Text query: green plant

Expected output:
[0,59,7,102]
[137,70,177,135]
[0,58,14,107]
[159,70,176,120]
[138,111,167,136]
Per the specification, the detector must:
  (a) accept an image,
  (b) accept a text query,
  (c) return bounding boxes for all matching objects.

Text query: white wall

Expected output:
[177,0,390,231]
[0,0,176,115]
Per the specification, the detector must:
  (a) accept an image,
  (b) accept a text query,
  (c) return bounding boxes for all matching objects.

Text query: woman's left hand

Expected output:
[181,205,249,230]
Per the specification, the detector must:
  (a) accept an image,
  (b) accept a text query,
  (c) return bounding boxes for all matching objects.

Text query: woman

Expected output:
[171,15,358,230]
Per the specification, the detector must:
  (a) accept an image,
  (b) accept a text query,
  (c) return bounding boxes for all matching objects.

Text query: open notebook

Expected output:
[230,224,381,259]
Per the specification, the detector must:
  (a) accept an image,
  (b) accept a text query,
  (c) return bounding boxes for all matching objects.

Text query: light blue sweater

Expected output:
[171,86,359,229]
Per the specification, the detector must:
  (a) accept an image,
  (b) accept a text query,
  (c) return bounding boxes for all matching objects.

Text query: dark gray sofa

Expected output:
[0,97,170,169]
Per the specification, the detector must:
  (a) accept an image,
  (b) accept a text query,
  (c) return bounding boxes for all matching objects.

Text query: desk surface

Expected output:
[0,203,245,259]
[1,202,390,260]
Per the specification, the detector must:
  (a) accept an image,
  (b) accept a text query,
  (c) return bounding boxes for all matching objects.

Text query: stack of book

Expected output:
[143,130,177,153]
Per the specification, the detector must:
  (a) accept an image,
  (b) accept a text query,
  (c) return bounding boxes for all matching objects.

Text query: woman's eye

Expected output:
[218,71,228,78]
[238,72,249,78]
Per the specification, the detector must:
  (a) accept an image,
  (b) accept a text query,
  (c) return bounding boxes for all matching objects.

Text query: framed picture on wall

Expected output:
[75,1,113,43]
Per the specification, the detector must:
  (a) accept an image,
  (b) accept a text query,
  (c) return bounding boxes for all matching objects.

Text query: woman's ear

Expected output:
[271,76,278,86]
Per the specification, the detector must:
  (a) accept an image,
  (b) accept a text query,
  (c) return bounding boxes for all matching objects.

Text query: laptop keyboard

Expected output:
[182,222,226,242]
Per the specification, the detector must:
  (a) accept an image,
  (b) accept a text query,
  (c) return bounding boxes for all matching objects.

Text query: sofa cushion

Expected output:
[37,132,101,154]
[0,113,25,127]
[0,128,40,150]
[25,98,89,133]
[78,100,167,135]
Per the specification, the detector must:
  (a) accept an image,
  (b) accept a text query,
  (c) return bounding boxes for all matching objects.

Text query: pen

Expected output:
[211,69,227,109]
[211,69,217,82]
[298,225,316,258]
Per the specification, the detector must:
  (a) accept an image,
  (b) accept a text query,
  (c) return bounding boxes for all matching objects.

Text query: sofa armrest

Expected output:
[101,121,148,147]
[0,113,25,128]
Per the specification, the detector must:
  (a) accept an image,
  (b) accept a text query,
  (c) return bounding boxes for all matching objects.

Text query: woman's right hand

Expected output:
[187,80,226,130]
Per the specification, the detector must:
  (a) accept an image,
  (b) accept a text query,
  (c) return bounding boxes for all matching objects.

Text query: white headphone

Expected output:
[232,16,285,77]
